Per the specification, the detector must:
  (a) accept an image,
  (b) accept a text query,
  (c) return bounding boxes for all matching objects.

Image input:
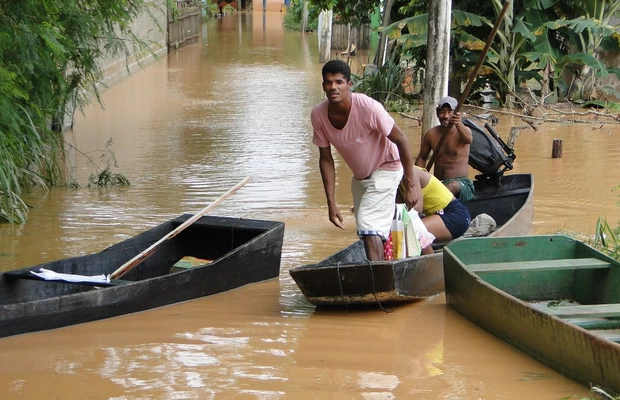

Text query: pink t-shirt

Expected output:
[311,93,401,179]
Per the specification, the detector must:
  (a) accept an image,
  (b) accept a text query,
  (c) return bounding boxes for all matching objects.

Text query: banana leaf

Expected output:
[381,10,489,46]
[556,53,608,77]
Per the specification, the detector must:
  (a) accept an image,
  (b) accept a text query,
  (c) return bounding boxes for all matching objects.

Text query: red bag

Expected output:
[383,233,394,261]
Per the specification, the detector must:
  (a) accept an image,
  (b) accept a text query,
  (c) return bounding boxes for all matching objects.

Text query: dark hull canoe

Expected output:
[444,235,620,395]
[289,173,534,306]
[0,215,284,339]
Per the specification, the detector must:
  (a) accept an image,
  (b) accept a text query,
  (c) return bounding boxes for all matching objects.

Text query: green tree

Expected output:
[283,0,321,31]
[0,0,158,223]
[521,0,620,101]
[382,0,620,106]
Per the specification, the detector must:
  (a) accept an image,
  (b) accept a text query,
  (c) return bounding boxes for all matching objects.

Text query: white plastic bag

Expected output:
[407,208,436,249]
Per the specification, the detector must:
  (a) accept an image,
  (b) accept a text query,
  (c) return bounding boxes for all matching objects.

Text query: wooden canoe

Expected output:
[0,215,284,339]
[443,235,620,395]
[289,173,534,306]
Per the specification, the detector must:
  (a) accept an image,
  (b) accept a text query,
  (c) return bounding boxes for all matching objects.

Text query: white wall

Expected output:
[97,0,169,87]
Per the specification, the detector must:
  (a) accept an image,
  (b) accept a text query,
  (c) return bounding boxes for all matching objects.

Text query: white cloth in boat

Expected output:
[463,213,497,237]
[30,268,111,284]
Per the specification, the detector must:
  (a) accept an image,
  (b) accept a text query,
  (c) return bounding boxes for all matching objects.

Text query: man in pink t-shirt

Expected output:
[311,59,418,261]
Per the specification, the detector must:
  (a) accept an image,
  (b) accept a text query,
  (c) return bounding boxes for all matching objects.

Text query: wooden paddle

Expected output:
[426,0,512,171]
[110,177,251,279]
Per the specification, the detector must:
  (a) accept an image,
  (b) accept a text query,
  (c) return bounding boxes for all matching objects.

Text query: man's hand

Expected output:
[450,112,463,126]
[402,185,420,212]
[328,205,345,230]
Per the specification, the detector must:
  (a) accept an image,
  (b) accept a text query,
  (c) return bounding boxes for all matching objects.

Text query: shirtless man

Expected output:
[415,96,474,203]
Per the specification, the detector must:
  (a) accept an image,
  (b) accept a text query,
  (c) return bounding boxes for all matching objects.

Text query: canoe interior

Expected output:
[466,173,532,227]
[0,215,283,306]
[444,235,620,394]
[446,235,620,305]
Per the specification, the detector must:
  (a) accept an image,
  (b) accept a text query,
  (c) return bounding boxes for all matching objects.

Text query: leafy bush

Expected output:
[282,0,320,32]
[351,49,417,112]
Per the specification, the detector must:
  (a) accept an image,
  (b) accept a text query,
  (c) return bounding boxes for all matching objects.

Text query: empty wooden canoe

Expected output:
[444,235,620,395]
[0,215,285,339]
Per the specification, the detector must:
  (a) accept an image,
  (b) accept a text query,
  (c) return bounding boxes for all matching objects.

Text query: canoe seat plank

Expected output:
[543,304,620,319]
[571,319,620,330]
[469,258,611,273]
[3,271,129,287]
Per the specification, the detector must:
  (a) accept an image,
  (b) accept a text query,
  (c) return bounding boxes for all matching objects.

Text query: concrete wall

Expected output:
[62,1,168,130]
[97,0,168,87]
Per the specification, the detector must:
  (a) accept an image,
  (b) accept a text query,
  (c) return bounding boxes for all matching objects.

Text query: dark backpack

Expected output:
[464,118,515,179]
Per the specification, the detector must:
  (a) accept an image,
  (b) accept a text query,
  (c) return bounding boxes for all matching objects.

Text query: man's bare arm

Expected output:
[411,167,424,215]
[318,146,345,229]
[388,125,419,210]
[451,112,472,144]
[415,131,432,168]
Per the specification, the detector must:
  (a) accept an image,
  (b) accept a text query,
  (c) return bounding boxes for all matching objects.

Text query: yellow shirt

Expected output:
[422,175,454,215]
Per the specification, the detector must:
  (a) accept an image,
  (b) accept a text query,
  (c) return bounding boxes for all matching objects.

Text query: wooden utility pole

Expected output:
[422,0,452,140]
[318,10,333,63]
[377,0,396,66]
[301,1,308,32]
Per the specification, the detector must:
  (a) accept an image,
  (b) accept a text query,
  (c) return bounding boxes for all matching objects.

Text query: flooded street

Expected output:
[1,10,619,399]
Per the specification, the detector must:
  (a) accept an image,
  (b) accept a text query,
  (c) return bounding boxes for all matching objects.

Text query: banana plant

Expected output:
[517,0,620,100]
[382,2,531,106]
[382,0,620,106]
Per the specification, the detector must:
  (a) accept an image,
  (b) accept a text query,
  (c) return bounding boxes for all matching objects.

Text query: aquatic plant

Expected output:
[588,185,620,261]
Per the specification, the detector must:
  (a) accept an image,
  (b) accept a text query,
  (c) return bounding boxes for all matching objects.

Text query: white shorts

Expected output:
[351,168,403,240]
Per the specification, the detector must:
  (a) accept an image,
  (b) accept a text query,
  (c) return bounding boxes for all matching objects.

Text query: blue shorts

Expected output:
[435,199,471,239]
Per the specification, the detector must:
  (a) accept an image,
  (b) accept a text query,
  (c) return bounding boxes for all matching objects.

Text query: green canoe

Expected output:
[444,235,620,395]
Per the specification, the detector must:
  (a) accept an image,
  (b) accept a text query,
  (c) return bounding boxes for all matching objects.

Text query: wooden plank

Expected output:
[543,304,620,318]
[469,258,611,273]
[590,329,620,344]
[572,319,620,330]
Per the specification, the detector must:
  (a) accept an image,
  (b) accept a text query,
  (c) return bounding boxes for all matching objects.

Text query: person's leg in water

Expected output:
[362,235,385,260]
[351,169,402,261]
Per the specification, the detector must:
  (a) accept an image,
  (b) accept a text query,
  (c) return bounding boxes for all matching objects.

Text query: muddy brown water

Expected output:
[1,11,619,399]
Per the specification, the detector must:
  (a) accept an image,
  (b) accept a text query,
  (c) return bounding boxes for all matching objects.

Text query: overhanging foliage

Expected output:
[0,0,159,223]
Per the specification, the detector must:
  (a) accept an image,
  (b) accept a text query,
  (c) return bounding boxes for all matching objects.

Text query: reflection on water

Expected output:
[0,10,617,399]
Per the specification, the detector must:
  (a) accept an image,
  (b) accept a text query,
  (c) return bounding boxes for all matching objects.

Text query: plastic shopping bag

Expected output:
[408,208,436,249]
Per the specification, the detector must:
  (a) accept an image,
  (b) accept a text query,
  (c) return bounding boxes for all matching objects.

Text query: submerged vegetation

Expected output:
[563,185,620,262]
[0,1,157,223]
[589,185,620,261]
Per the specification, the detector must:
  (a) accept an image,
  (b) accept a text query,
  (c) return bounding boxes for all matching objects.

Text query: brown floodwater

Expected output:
[1,10,619,399]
